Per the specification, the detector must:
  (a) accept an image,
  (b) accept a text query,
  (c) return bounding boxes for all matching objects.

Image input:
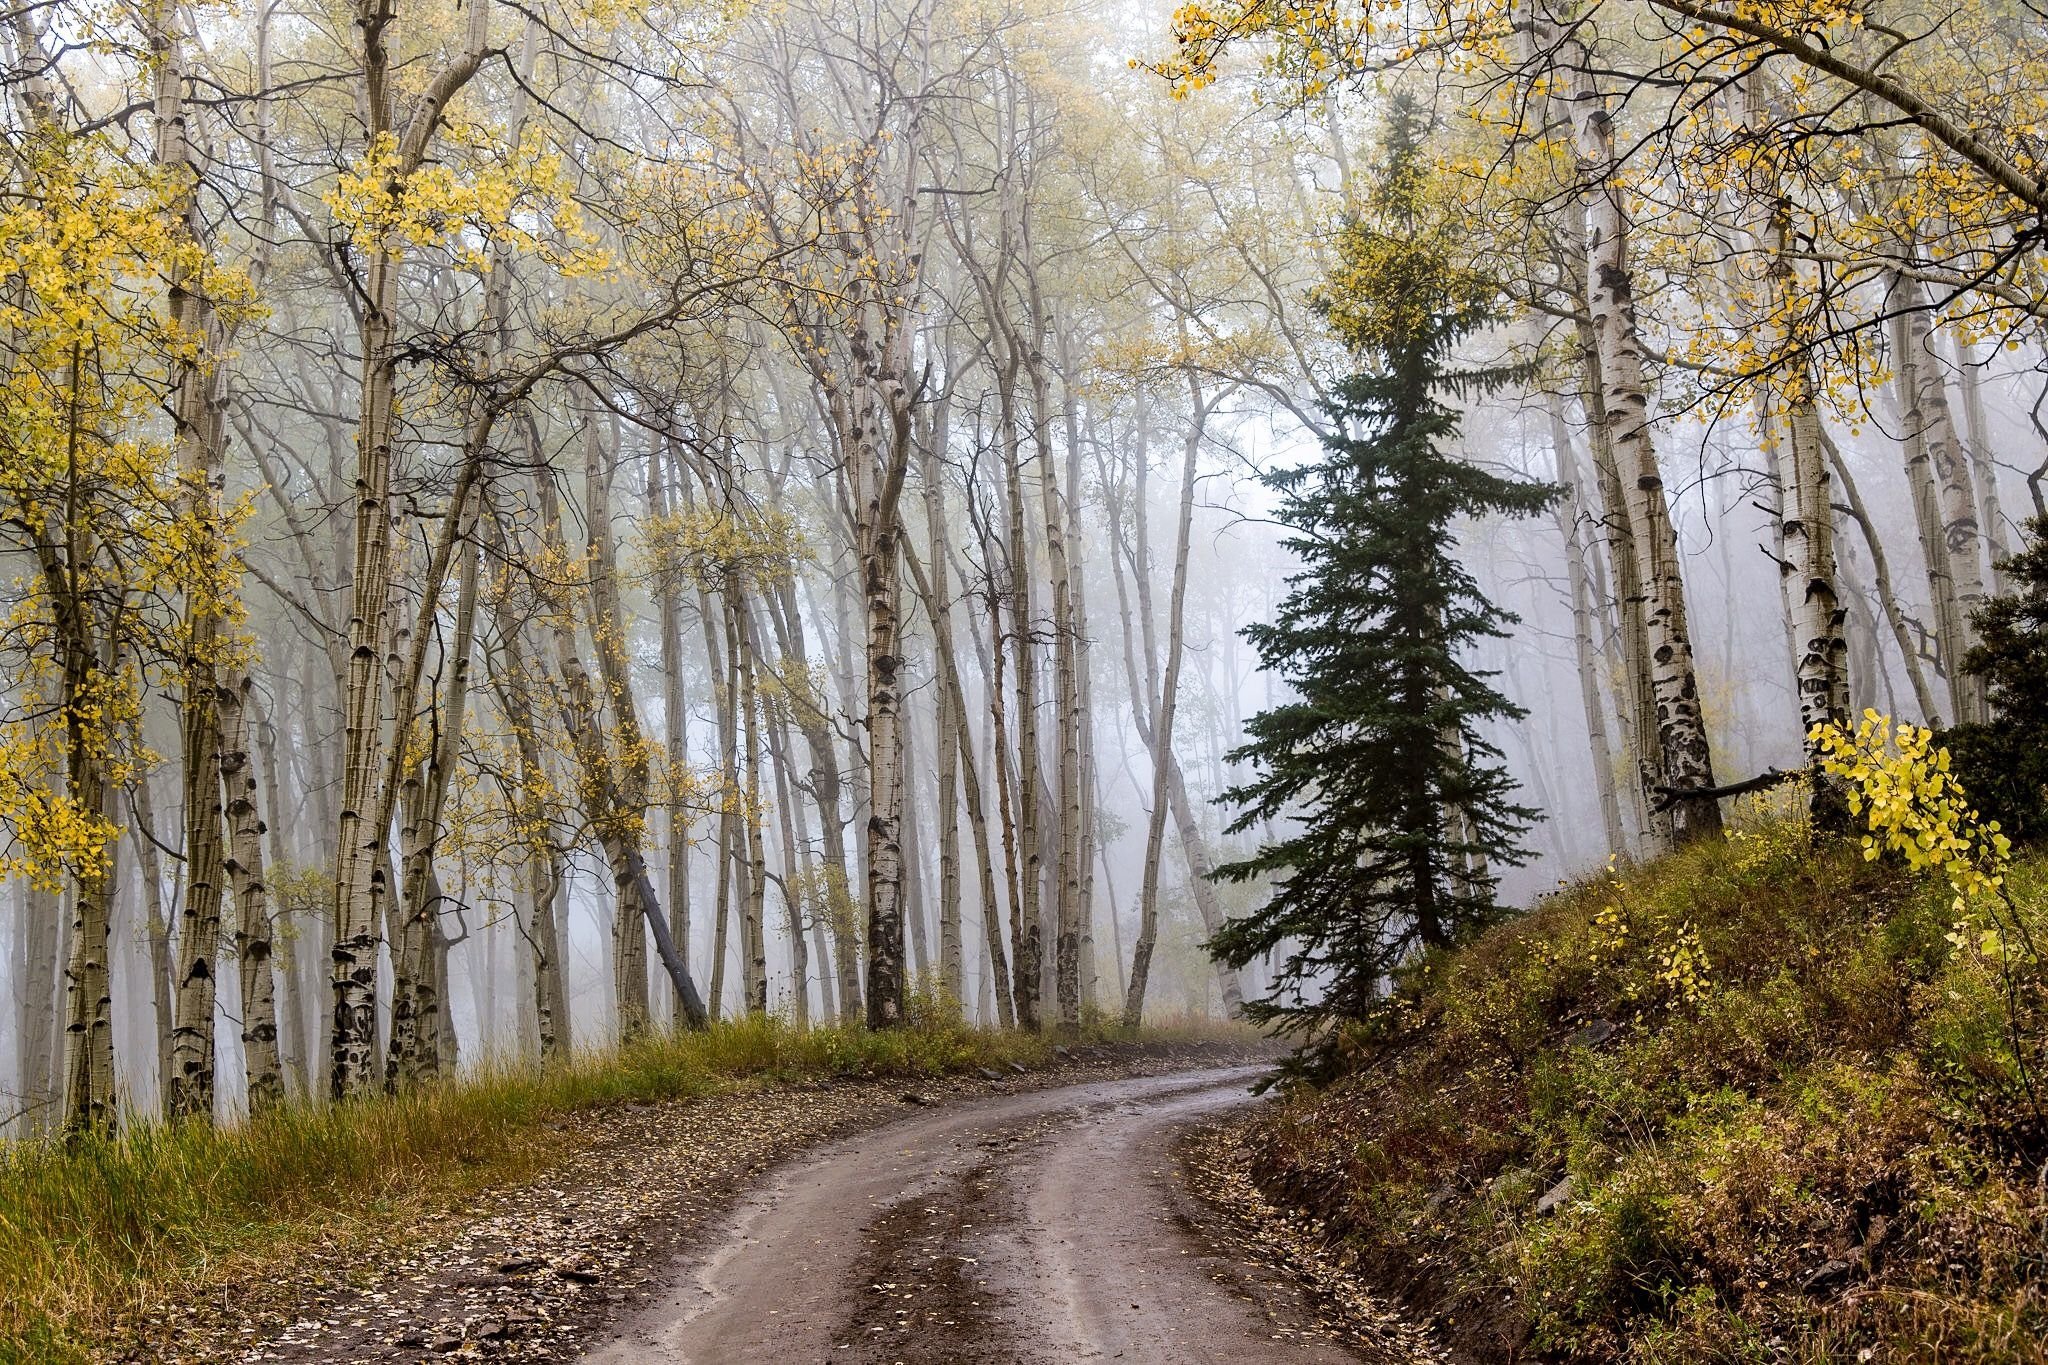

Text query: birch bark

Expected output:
[331,0,491,1098]
[1545,397,1628,856]
[1559,31,1721,840]
[221,672,282,1112]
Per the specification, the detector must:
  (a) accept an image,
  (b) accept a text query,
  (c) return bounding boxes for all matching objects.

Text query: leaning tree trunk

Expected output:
[761,666,814,1026]
[704,591,736,1021]
[1100,401,1245,1016]
[537,463,706,1033]
[581,422,651,1042]
[1526,15,1665,850]
[653,446,694,1021]
[1714,74,1849,765]
[766,575,862,1021]
[1951,334,2012,594]
[1572,317,1663,849]
[1124,379,1246,1025]
[387,504,480,1088]
[1895,274,1987,724]
[1545,396,1629,857]
[331,0,489,1100]
[1823,430,1944,724]
[1886,293,1965,727]
[482,508,570,1058]
[904,541,1015,1027]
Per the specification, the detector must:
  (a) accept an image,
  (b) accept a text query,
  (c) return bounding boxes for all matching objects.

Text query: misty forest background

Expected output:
[2,0,2042,1138]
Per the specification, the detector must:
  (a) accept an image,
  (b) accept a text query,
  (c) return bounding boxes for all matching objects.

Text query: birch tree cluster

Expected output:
[0,0,1336,1139]
[4,0,2045,1142]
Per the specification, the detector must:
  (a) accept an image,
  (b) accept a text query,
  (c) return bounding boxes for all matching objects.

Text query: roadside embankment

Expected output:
[1229,825,2048,1362]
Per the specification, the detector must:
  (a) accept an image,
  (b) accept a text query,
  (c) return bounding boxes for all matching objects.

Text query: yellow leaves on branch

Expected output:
[1154,0,2048,387]
[639,503,806,590]
[0,140,250,526]
[1089,328,1286,394]
[1155,0,1384,98]
[0,134,259,888]
[327,127,612,277]
[1812,710,2013,933]
[0,786,117,892]
[0,661,142,890]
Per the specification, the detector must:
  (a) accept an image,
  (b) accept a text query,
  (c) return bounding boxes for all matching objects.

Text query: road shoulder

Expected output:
[1176,1112,1453,1365]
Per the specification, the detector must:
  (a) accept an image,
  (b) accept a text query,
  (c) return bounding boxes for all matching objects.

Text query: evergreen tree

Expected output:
[1944,518,2048,843]
[1211,100,1556,1043]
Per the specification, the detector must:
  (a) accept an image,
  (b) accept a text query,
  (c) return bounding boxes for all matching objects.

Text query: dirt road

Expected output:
[583,1065,1396,1364]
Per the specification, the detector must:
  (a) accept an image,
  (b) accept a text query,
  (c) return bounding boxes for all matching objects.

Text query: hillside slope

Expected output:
[1241,816,2048,1362]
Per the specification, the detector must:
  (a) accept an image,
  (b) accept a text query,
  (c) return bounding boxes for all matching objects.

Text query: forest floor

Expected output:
[99,1037,1434,1364]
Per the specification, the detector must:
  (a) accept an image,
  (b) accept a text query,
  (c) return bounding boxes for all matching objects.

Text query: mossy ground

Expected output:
[1246,805,2048,1362]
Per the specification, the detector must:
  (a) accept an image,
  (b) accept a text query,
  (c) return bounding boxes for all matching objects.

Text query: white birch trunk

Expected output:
[221,673,282,1113]
[1562,38,1721,841]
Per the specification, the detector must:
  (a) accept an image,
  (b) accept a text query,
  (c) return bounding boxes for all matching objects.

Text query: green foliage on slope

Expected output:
[1245,805,2048,1362]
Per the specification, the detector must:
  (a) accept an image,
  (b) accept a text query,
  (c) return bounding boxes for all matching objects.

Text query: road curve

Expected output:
[580,1064,1372,1363]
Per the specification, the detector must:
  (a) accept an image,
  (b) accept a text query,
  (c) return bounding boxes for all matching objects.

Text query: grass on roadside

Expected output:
[0,1011,1247,1364]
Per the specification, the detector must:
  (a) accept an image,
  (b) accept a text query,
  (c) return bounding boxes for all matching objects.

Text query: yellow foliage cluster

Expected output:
[1090,328,1287,393]
[1585,856,1715,1006]
[1153,0,1384,99]
[1812,710,2012,921]
[326,126,611,277]
[0,774,119,893]
[1589,897,1630,964]
[757,654,833,727]
[1654,919,1713,1005]
[0,135,256,885]
[1154,0,2048,436]
[640,503,805,589]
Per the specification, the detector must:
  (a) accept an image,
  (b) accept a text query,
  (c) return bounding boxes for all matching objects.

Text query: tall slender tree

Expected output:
[1213,105,1554,1044]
